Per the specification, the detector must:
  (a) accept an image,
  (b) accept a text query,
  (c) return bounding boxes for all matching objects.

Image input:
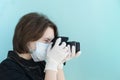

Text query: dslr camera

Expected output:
[51,36,80,53]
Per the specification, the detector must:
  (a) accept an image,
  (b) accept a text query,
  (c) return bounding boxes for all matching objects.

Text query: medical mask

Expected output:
[30,42,49,62]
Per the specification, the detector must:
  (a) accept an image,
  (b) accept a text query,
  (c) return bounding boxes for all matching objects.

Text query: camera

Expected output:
[51,36,80,53]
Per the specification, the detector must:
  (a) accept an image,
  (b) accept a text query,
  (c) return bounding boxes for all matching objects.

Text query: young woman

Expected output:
[0,12,81,80]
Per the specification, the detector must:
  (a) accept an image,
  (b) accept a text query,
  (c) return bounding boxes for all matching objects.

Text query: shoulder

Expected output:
[0,59,29,80]
[0,58,23,72]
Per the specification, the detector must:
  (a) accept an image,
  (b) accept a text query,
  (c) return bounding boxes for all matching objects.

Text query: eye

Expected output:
[44,39,51,43]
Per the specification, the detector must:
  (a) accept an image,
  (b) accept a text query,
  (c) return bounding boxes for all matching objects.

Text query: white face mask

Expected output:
[30,42,49,62]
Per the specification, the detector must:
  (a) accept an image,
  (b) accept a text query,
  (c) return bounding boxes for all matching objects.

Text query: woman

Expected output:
[0,12,81,80]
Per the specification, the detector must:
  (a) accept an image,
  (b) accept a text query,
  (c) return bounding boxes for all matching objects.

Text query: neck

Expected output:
[18,53,32,60]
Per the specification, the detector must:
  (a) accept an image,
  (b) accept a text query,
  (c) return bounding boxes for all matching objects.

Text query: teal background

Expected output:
[0,0,120,80]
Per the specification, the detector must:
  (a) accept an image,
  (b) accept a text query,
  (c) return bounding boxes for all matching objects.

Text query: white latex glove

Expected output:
[45,38,69,71]
[58,45,81,69]
[65,45,81,61]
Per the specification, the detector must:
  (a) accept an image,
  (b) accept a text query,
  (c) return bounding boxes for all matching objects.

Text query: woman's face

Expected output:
[28,27,55,51]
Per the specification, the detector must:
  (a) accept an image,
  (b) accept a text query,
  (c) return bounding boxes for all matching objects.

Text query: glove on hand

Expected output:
[58,45,81,69]
[45,38,69,71]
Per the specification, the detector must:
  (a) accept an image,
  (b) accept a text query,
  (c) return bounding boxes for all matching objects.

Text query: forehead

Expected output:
[41,27,54,39]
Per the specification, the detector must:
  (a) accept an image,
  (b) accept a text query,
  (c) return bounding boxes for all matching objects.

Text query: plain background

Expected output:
[0,0,120,80]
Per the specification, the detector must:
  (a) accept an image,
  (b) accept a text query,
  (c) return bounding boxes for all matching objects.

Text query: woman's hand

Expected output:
[58,45,81,69]
[45,38,69,71]
[64,45,81,61]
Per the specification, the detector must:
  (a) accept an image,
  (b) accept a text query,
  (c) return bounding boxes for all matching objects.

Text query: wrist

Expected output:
[58,63,63,70]
[45,58,59,71]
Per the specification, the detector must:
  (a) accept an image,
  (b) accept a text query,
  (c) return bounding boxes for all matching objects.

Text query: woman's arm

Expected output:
[45,69,65,80]
[45,70,57,80]
[57,69,65,80]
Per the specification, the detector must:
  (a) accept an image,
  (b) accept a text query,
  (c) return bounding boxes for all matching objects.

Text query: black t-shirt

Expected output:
[0,51,46,80]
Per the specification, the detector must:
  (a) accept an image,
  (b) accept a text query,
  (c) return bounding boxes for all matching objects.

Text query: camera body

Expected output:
[51,36,80,53]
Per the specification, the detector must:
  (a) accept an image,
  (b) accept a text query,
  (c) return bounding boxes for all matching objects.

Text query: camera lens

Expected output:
[76,42,80,52]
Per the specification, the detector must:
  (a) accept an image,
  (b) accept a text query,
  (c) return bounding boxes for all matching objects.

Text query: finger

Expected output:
[64,53,70,60]
[75,51,81,57]
[64,46,69,52]
[63,53,70,62]
[71,46,76,57]
[66,53,70,58]
[60,42,66,48]
[67,45,71,53]
[66,53,71,60]
[54,38,61,46]
[64,47,69,57]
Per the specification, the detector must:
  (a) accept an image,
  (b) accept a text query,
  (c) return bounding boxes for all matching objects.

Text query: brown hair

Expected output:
[13,12,58,54]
